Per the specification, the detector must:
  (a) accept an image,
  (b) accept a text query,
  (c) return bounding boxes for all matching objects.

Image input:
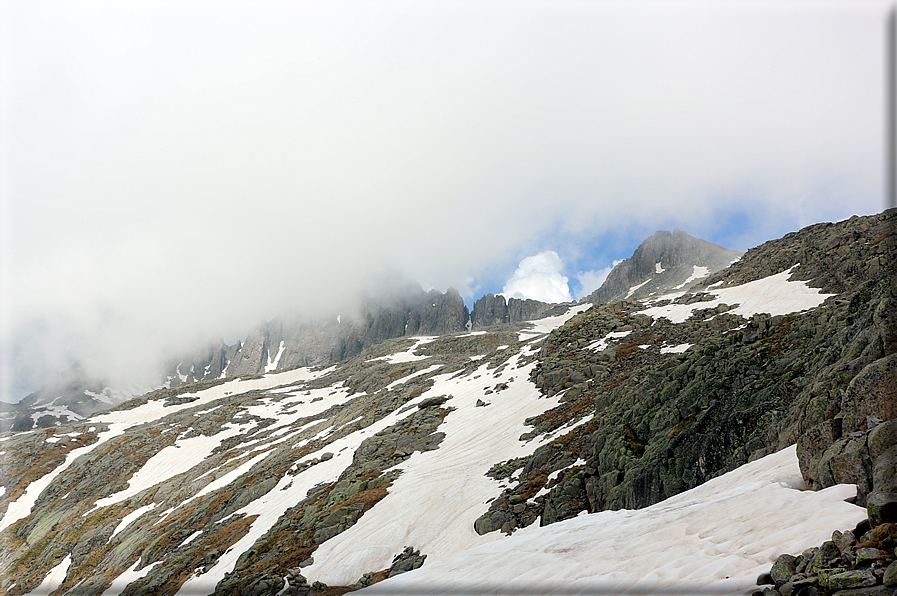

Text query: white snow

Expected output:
[660,343,693,354]
[84,389,117,405]
[180,530,203,546]
[88,425,252,512]
[517,304,591,341]
[385,364,443,391]
[102,561,160,596]
[1,367,331,533]
[0,429,120,532]
[177,369,451,595]
[673,265,711,290]
[188,449,274,504]
[533,458,588,500]
[110,503,158,540]
[625,278,651,298]
[29,397,84,423]
[587,329,632,352]
[370,337,439,364]
[265,341,286,373]
[308,353,566,585]
[358,446,865,596]
[655,262,665,273]
[25,554,71,596]
[638,266,834,324]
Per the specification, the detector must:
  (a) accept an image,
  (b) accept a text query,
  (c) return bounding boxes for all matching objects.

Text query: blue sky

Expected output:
[0,0,890,401]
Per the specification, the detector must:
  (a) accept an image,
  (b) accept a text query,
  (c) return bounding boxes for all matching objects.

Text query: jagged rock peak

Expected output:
[583,229,744,305]
[470,294,557,329]
[181,283,471,382]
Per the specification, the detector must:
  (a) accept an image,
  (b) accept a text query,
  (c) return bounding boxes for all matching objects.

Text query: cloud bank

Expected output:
[0,1,887,400]
[575,260,624,300]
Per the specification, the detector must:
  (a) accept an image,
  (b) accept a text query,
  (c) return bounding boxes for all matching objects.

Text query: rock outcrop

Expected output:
[759,519,897,596]
[469,294,564,329]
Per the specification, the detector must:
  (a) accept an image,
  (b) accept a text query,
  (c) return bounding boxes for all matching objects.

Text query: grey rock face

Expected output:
[867,492,897,526]
[172,285,472,382]
[470,294,561,329]
[582,229,744,305]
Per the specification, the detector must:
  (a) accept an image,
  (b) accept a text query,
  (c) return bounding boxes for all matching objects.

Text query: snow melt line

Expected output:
[175,373,443,595]
[24,554,71,596]
[308,354,568,585]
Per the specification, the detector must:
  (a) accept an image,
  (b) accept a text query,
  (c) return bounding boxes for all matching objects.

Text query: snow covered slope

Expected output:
[359,446,865,596]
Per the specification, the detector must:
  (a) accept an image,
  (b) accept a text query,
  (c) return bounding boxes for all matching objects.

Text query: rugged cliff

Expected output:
[469,294,564,329]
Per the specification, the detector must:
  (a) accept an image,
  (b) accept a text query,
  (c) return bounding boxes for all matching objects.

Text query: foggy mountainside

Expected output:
[0,210,894,595]
[0,228,737,433]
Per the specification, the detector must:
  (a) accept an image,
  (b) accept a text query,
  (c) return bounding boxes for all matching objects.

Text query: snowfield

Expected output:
[358,446,864,596]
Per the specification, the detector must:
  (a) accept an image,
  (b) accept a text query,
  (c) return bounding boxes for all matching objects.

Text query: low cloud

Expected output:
[0,2,885,401]
[575,260,623,299]
[502,251,573,304]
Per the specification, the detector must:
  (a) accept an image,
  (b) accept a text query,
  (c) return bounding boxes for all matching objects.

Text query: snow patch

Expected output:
[110,503,158,540]
[660,343,693,354]
[625,278,651,298]
[638,266,834,324]
[587,330,632,352]
[308,354,569,585]
[102,561,160,596]
[265,341,286,373]
[673,265,711,290]
[25,554,71,596]
[517,304,591,341]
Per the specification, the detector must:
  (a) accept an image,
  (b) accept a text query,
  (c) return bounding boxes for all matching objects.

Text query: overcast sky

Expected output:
[0,0,891,401]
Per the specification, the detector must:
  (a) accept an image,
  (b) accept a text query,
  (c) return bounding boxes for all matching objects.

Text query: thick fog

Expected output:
[0,0,888,400]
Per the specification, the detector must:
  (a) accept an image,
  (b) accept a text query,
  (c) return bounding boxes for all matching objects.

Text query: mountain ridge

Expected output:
[2,227,742,433]
[582,228,744,304]
[0,211,893,595]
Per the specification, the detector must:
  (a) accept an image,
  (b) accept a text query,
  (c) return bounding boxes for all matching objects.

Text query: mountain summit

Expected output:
[583,229,743,304]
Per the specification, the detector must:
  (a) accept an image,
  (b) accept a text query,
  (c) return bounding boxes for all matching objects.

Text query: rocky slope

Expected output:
[582,228,744,304]
[0,210,893,596]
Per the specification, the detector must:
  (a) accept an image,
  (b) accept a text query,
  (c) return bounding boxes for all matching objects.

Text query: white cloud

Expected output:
[0,1,886,400]
[502,251,573,304]
[575,260,623,299]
